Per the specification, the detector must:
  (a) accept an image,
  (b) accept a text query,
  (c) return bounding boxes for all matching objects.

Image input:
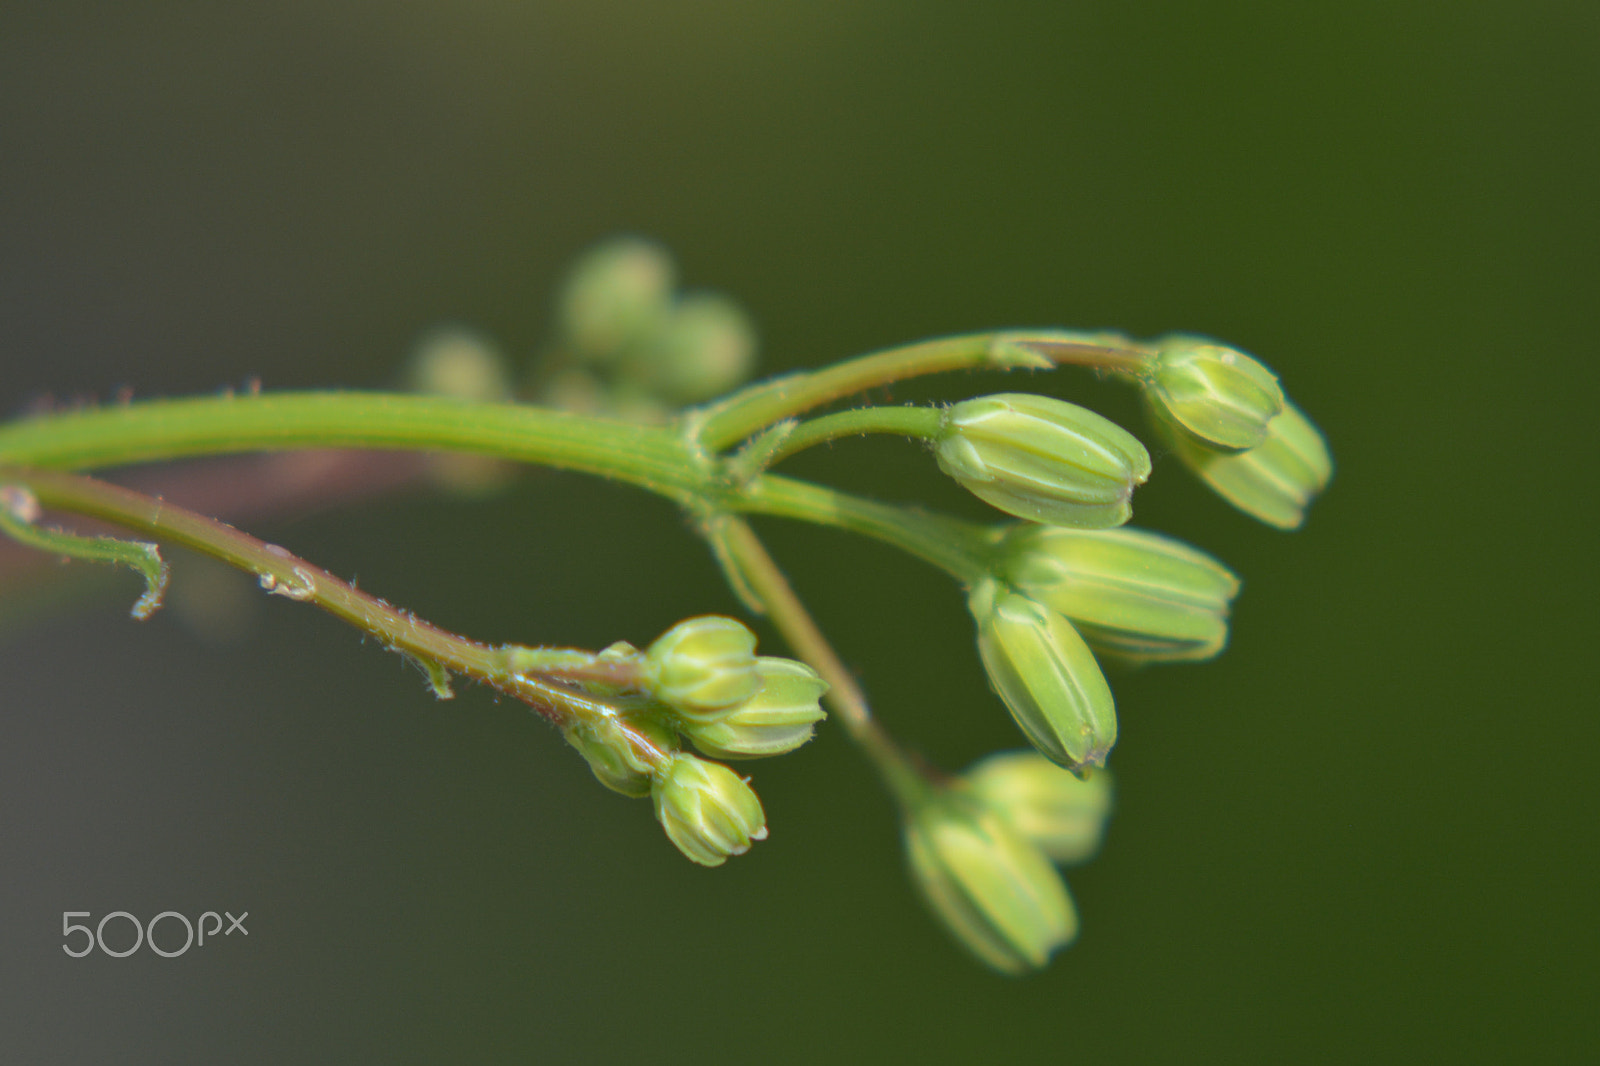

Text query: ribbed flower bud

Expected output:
[904,788,1077,974]
[969,580,1116,774]
[651,753,768,867]
[1143,337,1284,452]
[558,237,676,363]
[998,524,1240,665]
[563,712,678,798]
[934,394,1150,528]
[685,657,828,759]
[964,751,1113,865]
[643,616,761,719]
[1157,398,1333,530]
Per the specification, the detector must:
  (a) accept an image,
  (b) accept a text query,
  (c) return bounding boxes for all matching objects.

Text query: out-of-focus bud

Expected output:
[563,712,678,798]
[633,291,757,404]
[405,326,513,403]
[964,751,1113,865]
[643,616,762,719]
[934,394,1150,528]
[1143,337,1284,452]
[404,327,516,495]
[969,580,1116,774]
[1157,398,1333,530]
[998,524,1240,665]
[685,657,828,759]
[558,237,676,363]
[904,788,1078,974]
[651,753,768,867]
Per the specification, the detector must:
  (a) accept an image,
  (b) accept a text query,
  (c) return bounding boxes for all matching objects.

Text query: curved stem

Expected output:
[693,330,1156,451]
[737,474,994,585]
[752,405,944,472]
[0,393,702,503]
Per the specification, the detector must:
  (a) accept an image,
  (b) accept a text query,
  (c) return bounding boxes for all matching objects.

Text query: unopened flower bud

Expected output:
[405,326,513,402]
[563,712,677,798]
[644,616,761,718]
[969,580,1116,774]
[686,657,828,759]
[651,753,768,867]
[904,788,1078,974]
[558,237,676,363]
[999,524,1240,665]
[964,751,1113,865]
[1157,398,1333,530]
[935,394,1150,528]
[1143,337,1284,452]
[634,292,757,404]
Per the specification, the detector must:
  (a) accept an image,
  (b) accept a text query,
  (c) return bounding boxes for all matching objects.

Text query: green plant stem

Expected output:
[0,466,649,735]
[740,475,993,585]
[753,405,945,471]
[0,390,999,586]
[710,515,925,799]
[0,393,702,503]
[692,330,1156,451]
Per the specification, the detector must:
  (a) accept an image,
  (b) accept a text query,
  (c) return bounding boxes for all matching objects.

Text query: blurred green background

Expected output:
[1,2,1594,1062]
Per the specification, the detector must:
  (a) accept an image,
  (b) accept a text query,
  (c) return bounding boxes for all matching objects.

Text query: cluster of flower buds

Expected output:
[1139,335,1332,529]
[548,615,827,867]
[541,237,757,418]
[902,751,1112,973]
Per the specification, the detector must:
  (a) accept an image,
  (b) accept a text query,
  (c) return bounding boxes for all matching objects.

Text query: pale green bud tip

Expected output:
[644,616,762,717]
[687,657,828,759]
[999,525,1240,665]
[558,237,676,362]
[637,292,757,404]
[651,753,768,867]
[964,751,1113,865]
[1162,399,1332,530]
[935,394,1150,529]
[905,791,1077,973]
[1145,338,1284,452]
[970,581,1117,773]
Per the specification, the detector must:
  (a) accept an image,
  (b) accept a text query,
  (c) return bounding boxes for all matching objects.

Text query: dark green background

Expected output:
[2,2,1594,1062]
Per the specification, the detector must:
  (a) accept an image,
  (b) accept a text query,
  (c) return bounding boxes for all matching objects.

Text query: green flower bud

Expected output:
[558,237,676,363]
[935,394,1150,528]
[969,580,1116,774]
[999,524,1240,665]
[651,753,768,867]
[1143,337,1284,452]
[563,712,678,798]
[634,292,757,404]
[904,788,1078,974]
[1157,398,1333,530]
[964,751,1113,865]
[686,657,828,759]
[643,616,762,719]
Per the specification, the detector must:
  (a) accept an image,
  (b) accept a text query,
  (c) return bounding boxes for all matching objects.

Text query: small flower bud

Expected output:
[1157,398,1333,530]
[563,712,678,798]
[686,657,828,759]
[904,788,1078,974]
[634,292,757,404]
[651,753,768,867]
[643,616,762,719]
[998,524,1240,665]
[969,580,1117,774]
[1143,337,1284,452]
[935,394,1150,528]
[964,751,1113,865]
[558,237,676,363]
